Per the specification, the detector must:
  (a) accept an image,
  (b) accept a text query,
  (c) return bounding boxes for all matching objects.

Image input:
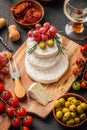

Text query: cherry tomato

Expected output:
[33,30,41,42]
[22,126,30,130]
[0,60,8,67]
[0,53,7,63]
[15,107,26,117]
[84,72,87,81]
[81,80,87,89]
[0,66,9,76]
[23,116,34,126]
[76,58,85,68]
[41,34,48,41]
[11,117,21,128]
[8,97,19,107]
[39,27,47,34]
[80,44,87,57]
[1,90,12,101]
[43,22,51,30]
[46,30,53,39]
[35,23,42,30]
[72,82,81,91]
[73,67,82,77]
[0,102,6,113]
[28,30,33,37]
[0,83,4,93]
[0,73,4,82]
[49,25,57,35]
[6,107,14,118]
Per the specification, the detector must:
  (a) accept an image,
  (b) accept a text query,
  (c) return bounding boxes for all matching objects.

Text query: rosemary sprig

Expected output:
[27,43,37,55]
[27,34,65,55]
[54,34,64,54]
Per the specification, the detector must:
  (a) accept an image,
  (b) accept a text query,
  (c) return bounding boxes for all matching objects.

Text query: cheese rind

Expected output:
[27,33,62,58]
[25,53,69,84]
[27,83,52,105]
[26,53,60,70]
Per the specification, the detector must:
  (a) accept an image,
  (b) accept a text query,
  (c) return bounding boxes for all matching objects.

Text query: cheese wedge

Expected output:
[27,82,52,105]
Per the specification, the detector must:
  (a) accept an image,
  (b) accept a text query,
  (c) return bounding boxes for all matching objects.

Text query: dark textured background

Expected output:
[0,0,87,130]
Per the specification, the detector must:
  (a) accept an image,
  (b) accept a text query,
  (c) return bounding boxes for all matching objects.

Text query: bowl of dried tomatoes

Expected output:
[10,0,44,28]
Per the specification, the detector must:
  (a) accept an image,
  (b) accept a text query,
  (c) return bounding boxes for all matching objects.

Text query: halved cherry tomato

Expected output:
[73,67,82,77]
[1,90,12,101]
[80,44,87,57]
[11,117,21,128]
[22,126,30,130]
[0,83,4,93]
[6,107,14,118]
[15,107,26,117]
[0,102,6,113]
[76,58,85,68]
[23,116,34,127]
[8,97,19,107]
[84,72,87,81]
[81,80,87,89]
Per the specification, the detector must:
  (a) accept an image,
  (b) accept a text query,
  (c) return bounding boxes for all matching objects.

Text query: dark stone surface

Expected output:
[0,0,87,130]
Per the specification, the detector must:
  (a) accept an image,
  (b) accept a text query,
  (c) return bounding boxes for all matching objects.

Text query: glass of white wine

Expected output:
[64,0,87,40]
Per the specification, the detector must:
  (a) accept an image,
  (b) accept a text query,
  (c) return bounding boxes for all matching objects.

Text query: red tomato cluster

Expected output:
[0,83,34,129]
[28,22,58,42]
[0,51,12,82]
[72,56,87,90]
[80,44,87,57]
[73,57,85,77]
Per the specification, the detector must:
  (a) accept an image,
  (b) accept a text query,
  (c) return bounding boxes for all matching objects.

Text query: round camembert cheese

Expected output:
[25,34,69,84]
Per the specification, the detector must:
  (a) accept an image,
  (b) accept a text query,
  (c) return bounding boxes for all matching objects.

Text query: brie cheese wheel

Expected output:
[27,33,62,58]
[27,82,52,105]
[26,53,60,70]
[25,53,69,84]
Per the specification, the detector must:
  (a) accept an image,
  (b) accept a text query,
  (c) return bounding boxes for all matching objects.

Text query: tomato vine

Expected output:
[0,83,34,130]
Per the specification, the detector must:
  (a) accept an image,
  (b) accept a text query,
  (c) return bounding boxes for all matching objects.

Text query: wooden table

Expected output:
[0,0,87,130]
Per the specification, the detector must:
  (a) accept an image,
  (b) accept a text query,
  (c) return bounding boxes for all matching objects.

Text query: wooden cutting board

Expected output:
[0,36,84,130]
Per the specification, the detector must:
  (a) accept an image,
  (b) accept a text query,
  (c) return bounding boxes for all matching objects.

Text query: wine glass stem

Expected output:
[72,22,84,33]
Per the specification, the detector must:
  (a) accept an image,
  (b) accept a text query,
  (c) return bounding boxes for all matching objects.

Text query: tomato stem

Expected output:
[82,60,87,80]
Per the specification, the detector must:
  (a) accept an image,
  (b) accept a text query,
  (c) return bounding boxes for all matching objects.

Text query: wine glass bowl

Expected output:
[63,0,87,40]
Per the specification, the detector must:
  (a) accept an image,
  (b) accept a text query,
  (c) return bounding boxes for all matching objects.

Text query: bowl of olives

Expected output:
[53,93,87,128]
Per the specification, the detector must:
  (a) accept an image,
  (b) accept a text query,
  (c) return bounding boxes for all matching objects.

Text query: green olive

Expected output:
[77,105,84,114]
[80,113,86,120]
[69,104,77,112]
[67,97,76,102]
[74,117,80,124]
[0,18,6,29]
[46,39,54,47]
[71,99,79,106]
[63,111,71,121]
[62,107,70,113]
[39,41,46,50]
[58,98,65,106]
[65,101,71,108]
[54,100,61,108]
[66,118,74,125]
[80,102,87,110]
[71,112,77,118]
[56,111,63,119]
